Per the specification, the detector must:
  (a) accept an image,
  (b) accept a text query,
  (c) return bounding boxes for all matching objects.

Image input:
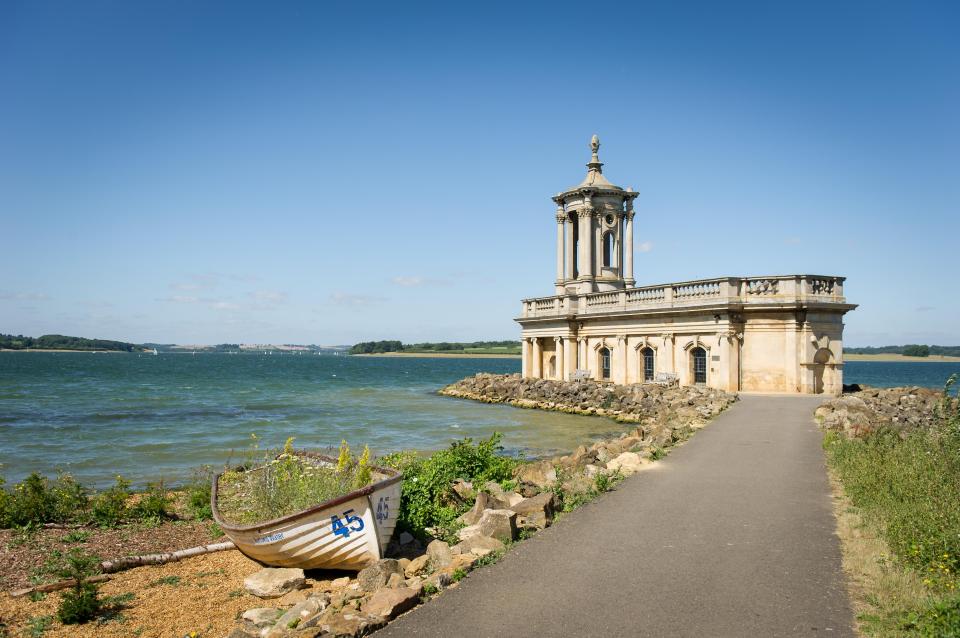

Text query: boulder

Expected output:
[453,534,505,557]
[514,460,558,490]
[458,491,495,526]
[320,612,386,638]
[241,607,282,628]
[606,451,647,475]
[362,587,420,620]
[451,479,476,502]
[244,568,306,599]
[270,597,326,636]
[459,509,516,543]
[404,554,430,576]
[357,559,403,592]
[330,576,351,589]
[426,539,453,569]
[398,531,416,546]
[509,492,557,529]
[484,481,524,507]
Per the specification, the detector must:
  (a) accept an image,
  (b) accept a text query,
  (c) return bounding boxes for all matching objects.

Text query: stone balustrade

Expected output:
[520,275,846,319]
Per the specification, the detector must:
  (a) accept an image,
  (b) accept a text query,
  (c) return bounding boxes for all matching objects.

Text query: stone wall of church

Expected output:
[520,309,848,396]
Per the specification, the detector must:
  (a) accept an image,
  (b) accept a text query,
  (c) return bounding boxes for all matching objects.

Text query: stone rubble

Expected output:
[227,373,737,637]
[815,385,946,437]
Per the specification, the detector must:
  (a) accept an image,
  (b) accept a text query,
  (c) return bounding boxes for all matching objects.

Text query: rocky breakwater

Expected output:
[440,373,736,428]
[815,385,945,437]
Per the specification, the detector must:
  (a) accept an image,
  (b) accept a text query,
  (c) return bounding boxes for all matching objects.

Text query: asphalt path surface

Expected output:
[379,394,855,637]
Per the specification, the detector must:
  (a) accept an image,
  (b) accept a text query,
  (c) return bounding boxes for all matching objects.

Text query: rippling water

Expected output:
[2,353,956,488]
[0,352,623,487]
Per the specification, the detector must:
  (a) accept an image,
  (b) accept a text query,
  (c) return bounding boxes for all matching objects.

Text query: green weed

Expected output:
[381,433,517,540]
[62,530,90,544]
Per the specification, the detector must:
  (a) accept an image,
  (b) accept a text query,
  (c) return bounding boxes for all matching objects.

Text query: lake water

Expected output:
[1,353,956,488]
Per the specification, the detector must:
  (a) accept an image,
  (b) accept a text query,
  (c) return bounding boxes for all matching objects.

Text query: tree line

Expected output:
[0,334,137,352]
[349,340,520,355]
[843,344,960,357]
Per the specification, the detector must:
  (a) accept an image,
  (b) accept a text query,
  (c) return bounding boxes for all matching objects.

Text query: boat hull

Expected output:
[212,456,402,571]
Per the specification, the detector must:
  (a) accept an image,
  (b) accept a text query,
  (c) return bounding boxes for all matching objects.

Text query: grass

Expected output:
[824,377,960,636]
[216,438,374,525]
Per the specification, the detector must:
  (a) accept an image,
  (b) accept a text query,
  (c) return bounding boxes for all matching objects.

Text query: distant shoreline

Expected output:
[845,353,960,363]
[355,352,521,359]
[0,348,129,353]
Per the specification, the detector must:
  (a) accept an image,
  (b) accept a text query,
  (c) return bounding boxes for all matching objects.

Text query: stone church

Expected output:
[516,136,856,395]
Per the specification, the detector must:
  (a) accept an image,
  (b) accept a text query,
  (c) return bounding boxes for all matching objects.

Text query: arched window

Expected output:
[641,347,655,382]
[602,232,614,268]
[691,347,707,384]
[599,347,611,380]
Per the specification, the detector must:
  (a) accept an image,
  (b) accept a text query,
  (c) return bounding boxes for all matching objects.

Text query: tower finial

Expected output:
[586,134,603,174]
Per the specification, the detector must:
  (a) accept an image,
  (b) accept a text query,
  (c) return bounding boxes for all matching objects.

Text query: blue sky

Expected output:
[1,1,957,346]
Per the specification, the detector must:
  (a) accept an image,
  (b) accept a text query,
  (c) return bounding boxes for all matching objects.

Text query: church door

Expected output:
[600,348,611,380]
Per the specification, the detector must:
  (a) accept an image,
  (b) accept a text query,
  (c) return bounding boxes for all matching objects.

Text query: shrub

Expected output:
[131,481,171,522]
[90,476,130,527]
[55,549,102,624]
[381,433,517,540]
[186,466,213,520]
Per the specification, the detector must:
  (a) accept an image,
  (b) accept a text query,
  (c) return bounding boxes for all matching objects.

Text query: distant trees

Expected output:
[348,340,521,355]
[844,344,958,357]
[0,334,136,352]
[349,340,404,355]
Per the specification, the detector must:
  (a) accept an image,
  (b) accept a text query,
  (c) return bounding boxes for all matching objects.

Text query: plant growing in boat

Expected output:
[216,438,375,525]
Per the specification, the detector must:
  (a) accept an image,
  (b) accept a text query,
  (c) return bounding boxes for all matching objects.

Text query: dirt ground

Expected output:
[0,520,222,592]
[0,548,265,637]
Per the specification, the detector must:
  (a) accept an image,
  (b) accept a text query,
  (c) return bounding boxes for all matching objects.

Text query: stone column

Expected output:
[617,335,629,385]
[554,337,564,380]
[555,209,565,286]
[662,333,675,374]
[624,210,635,286]
[563,337,574,378]
[521,338,530,378]
[578,209,594,282]
[578,337,587,371]
[532,338,542,379]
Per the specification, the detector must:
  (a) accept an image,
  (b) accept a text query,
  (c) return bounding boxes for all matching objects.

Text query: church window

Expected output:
[641,347,655,382]
[600,347,611,380]
[602,232,614,268]
[692,347,707,384]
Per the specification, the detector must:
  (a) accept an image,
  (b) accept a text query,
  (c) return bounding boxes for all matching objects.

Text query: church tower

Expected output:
[552,135,638,295]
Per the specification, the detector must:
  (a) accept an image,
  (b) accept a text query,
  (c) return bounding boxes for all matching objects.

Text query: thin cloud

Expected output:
[916,306,935,312]
[391,276,452,287]
[0,291,49,301]
[330,292,385,306]
[250,290,287,303]
[637,241,653,253]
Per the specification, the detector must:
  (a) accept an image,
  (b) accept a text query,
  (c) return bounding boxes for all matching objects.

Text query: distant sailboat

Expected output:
[152,348,159,356]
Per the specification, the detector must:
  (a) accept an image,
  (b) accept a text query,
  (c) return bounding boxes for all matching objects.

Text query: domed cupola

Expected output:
[551,136,638,294]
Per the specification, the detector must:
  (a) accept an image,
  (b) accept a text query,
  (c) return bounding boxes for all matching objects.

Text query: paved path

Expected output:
[380,395,854,637]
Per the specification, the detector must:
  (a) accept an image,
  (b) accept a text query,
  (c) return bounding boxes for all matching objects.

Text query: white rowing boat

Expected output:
[211,453,402,571]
